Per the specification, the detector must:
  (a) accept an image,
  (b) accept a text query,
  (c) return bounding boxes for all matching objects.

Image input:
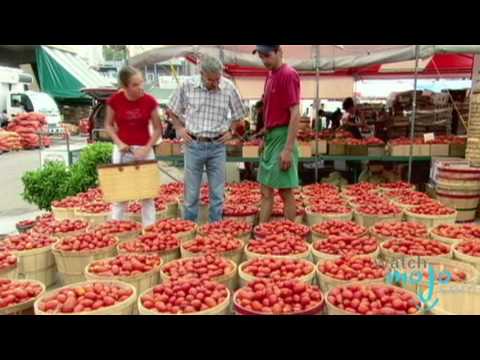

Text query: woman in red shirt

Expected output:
[105,65,163,227]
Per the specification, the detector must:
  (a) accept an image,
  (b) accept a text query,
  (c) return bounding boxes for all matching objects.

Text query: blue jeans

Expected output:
[184,141,226,223]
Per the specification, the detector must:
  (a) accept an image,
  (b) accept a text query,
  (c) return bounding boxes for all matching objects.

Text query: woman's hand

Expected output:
[280,149,293,171]
[119,142,131,153]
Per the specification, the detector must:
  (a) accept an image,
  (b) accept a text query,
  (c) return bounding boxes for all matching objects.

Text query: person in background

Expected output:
[326,108,342,130]
[253,45,301,223]
[105,65,163,228]
[252,100,265,138]
[341,97,365,139]
[167,55,247,223]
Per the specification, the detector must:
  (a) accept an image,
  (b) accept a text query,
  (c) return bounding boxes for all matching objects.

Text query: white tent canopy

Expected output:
[130,45,480,72]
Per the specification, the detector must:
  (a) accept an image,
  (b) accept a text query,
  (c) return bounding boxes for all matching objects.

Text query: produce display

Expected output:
[0,233,56,251]
[223,203,259,216]
[247,235,309,257]
[356,202,402,216]
[307,196,347,207]
[51,196,86,209]
[16,220,36,228]
[55,233,117,252]
[393,192,433,206]
[319,257,388,281]
[344,182,379,194]
[144,219,196,236]
[140,279,229,314]
[6,113,52,149]
[241,258,314,282]
[432,224,480,241]
[227,181,261,194]
[162,254,234,281]
[119,234,180,254]
[93,220,142,236]
[382,237,451,256]
[313,235,378,257]
[312,221,367,238]
[77,188,104,203]
[327,283,421,315]
[455,240,480,257]
[380,181,414,191]
[0,279,44,309]
[271,202,305,217]
[36,282,134,314]
[183,235,243,255]
[87,254,162,277]
[254,220,310,239]
[302,183,339,197]
[0,130,22,151]
[350,193,389,207]
[199,220,252,237]
[371,222,428,239]
[32,219,89,235]
[307,203,351,214]
[0,252,17,270]
[159,182,184,197]
[408,203,456,215]
[234,279,324,315]
[78,202,112,214]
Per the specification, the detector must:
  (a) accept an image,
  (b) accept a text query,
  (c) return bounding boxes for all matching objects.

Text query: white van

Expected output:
[0,66,62,132]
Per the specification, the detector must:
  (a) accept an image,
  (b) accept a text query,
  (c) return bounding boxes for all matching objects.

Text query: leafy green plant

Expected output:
[21,142,113,210]
[21,161,73,211]
[67,142,113,194]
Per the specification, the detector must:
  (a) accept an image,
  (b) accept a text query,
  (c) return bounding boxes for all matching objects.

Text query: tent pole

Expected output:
[408,45,420,184]
[314,45,320,183]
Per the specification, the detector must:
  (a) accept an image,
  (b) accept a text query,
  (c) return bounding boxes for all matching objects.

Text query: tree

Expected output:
[103,45,129,62]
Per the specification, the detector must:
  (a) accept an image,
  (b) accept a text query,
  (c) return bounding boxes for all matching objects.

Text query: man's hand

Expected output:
[218,130,233,144]
[133,146,151,161]
[178,127,193,145]
[280,149,293,171]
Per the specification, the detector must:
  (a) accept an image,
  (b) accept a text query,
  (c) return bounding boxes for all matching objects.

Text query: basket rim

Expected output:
[232,284,325,316]
[404,208,458,218]
[238,257,316,284]
[316,256,390,283]
[181,237,246,258]
[53,237,119,256]
[244,242,311,260]
[324,280,423,315]
[159,256,237,284]
[380,240,453,260]
[0,279,46,315]
[137,283,231,315]
[312,238,379,259]
[84,254,164,282]
[33,279,137,315]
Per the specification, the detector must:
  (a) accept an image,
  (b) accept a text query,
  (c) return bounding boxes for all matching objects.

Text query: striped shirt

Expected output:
[168,75,247,138]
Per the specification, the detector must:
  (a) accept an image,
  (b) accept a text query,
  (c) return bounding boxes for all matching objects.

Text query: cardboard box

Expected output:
[368,145,386,156]
[430,144,450,157]
[450,143,466,158]
[310,139,327,155]
[243,145,260,158]
[171,143,183,155]
[298,143,312,158]
[389,144,411,157]
[413,144,431,156]
[155,142,172,157]
[328,143,346,156]
[346,145,368,156]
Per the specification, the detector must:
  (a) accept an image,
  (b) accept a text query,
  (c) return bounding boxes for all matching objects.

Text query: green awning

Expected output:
[36,46,113,101]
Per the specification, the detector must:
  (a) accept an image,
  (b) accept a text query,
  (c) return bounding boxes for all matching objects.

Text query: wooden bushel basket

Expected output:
[98,160,161,204]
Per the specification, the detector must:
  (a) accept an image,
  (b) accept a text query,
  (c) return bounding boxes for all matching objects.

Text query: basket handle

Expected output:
[118,150,142,172]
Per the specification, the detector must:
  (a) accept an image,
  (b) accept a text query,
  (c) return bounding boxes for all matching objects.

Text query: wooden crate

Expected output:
[310,140,327,155]
[389,144,411,157]
[430,144,450,157]
[368,145,385,156]
[328,143,346,156]
[346,145,368,156]
[450,143,466,157]
[242,146,259,158]
[413,144,431,156]
[98,160,161,203]
[299,143,312,158]
[154,142,172,157]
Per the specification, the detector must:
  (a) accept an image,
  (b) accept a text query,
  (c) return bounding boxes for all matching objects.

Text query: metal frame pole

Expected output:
[408,45,420,183]
[314,45,320,183]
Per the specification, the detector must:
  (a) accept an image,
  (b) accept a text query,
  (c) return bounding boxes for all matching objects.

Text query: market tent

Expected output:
[36,45,113,102]
[129,45,480,73]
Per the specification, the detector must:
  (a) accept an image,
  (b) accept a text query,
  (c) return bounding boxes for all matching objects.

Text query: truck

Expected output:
[0,66,63,132]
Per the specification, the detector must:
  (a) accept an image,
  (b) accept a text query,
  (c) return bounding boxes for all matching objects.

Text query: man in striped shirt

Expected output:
[167,55,247,223]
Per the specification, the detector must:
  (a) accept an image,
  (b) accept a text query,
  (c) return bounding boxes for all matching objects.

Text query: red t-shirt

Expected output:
[263,64,301,130]
[107,91,158,146]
